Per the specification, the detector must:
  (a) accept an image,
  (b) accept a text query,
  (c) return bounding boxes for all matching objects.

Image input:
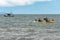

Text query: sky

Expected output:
[0,0,60,14]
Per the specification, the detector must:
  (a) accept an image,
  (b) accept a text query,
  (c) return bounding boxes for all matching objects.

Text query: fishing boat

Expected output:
[4,13,14,17]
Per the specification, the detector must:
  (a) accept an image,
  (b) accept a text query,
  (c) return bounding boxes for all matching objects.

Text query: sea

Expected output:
[0,14,60,40]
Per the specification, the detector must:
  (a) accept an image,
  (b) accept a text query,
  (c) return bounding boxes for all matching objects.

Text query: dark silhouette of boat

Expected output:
[4,13,14,17]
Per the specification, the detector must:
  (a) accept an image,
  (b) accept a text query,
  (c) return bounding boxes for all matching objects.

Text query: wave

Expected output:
[0,28,60,40]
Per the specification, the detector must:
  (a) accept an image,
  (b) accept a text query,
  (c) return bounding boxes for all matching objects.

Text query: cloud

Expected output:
[0,0,52,6]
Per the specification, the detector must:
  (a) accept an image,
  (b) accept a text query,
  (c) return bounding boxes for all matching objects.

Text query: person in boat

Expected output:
[44,17,49,22]
[44,17,55,23]
[38,18,43,22]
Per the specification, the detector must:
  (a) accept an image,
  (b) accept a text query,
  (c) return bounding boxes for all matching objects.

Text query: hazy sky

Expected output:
[0,0,60,14]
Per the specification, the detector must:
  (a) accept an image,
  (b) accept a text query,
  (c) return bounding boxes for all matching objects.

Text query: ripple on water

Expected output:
[43,38,52,40]
[0,28,60,40]
[55,38,60,40]
[17,37,34,40]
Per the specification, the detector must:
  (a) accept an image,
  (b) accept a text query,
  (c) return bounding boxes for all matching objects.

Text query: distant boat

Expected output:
[4,13,14,17]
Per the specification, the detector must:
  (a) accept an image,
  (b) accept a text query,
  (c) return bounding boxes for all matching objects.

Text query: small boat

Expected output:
[43,17,55,23]
[34,19,55,23]
[4,13,14,17]
[47,20,55,23]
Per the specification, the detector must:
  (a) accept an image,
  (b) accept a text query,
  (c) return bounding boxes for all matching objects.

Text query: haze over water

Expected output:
[0,14,60,40]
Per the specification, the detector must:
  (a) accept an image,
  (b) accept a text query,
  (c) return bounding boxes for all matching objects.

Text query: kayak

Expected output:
[34,20,55,23]
[47,20,55,23]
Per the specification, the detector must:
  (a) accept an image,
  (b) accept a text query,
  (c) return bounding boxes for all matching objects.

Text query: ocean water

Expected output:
[0,14,60,40]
